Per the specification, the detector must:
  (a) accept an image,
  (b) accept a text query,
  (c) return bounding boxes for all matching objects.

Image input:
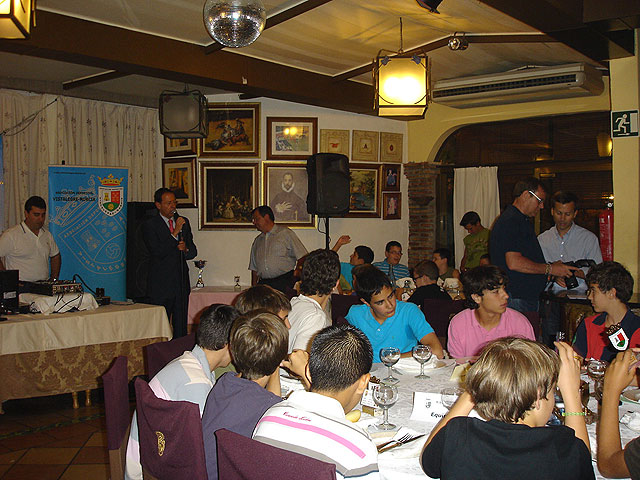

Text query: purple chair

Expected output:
[134,377,207,480]
[330,293,362,325]
[421,298,466,344]
[216,428,336,480]
[144,332,196,379]
[102,356,130,480]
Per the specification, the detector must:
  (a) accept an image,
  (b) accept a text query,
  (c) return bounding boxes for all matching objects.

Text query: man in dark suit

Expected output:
[142,187,197,338]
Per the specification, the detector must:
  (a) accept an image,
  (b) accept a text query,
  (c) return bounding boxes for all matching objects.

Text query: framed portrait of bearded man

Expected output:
[262,162,315,228]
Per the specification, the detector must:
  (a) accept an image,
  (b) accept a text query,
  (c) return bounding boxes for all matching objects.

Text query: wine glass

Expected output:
[441,387,462,410]
[380,347,401,384]
[373,384,398,430]
[587,359,607,401]
[412,344,432,379]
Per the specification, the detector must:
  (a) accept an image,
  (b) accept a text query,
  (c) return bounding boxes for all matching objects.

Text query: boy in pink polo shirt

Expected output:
[447,266,535,359]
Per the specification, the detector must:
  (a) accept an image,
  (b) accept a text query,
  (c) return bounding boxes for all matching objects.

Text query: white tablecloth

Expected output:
[368,360,640,480]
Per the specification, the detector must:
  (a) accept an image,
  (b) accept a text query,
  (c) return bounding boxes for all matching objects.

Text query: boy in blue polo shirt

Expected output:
[346,265,443,362]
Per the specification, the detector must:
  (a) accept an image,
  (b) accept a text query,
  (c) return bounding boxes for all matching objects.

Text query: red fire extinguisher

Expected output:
[599,201,613,261]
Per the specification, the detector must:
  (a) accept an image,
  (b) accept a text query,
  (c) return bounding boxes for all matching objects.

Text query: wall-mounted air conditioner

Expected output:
[431,63,604,108]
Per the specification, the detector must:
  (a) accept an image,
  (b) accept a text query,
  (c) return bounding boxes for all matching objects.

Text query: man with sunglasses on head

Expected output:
[490,177,577,314]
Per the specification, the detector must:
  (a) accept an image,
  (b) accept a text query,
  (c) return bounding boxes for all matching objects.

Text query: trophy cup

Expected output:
[193,260,207,288]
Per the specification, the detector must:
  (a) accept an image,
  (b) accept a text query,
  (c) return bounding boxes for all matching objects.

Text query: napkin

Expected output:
[621,412,640,432]
[450,362,470,383]
[394,356,438,374]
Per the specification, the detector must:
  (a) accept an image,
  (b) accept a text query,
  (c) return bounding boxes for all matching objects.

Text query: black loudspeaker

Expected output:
[126,202,156,301]
[306,153,350,216]
[159,90,209,139]
[0,270,18,313]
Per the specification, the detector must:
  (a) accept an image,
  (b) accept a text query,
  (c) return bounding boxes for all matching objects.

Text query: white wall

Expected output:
[171,95,409,287]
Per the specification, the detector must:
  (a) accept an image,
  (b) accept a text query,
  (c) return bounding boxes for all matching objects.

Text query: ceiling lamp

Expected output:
[374,19,429,117]
[416,0,442,14]
[0,0,34,39]
[203,0,266,48]
[447,33,468,51]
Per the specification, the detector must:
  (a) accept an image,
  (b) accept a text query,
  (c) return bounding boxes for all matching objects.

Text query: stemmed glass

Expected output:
[587,359,607,402]
[380,347,401,384]
[373,384,399,430]
[441,387,463,410]
[412,344,432,379]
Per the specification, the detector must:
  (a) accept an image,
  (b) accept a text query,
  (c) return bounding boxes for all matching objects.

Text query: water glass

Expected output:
[380,347,401,384]
[441,387,462,410]
[412,344,432,379]
[587,359,607,401]
[373,384,398,430]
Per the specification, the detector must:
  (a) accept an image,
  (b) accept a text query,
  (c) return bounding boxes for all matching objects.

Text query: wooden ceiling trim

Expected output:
[63,70,129,90]
[203,0,334,55]
[0,11,374,114]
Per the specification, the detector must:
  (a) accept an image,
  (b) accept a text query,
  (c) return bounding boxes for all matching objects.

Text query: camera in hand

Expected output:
[563,259,597,290]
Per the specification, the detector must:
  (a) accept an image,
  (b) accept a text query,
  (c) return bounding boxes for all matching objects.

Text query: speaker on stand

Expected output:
[306,153,350,249]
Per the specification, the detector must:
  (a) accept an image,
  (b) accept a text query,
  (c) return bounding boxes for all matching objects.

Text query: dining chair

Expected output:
[216,428,337,480]
[102,356,131,480]
[330,293,362,325]
[422,298,466,345]
[134,377,208,480]
[144,332,196,379]
[522,310,542,340]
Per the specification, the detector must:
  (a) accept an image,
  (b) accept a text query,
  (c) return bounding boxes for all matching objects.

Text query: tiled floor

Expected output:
[0,391,117,480]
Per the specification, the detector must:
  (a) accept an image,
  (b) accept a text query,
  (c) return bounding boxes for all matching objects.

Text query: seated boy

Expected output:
[598,348,640,478]
[346,264,443,362]
[234,284,292,326]
[125,304,238,480]
[433,247,461,284]
[332,234,374,291]
[573,261,640,362]
[421,338,594,480]
[447,266,535,358]
[201,310,307,480]
[408,260,451,305]
[288,248,340,352]
[253,324,379,479]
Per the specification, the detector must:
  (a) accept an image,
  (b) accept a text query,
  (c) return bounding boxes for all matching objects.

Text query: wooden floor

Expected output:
[0,391,116,480]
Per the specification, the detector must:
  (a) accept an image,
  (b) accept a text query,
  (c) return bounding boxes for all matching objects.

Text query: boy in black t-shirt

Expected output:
[421,337,594,480]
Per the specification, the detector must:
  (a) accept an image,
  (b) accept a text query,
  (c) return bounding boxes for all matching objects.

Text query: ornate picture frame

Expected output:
[267,117,318,160]
[199,161,258,229]
[319,129,349,156]
[262,161,315,228]
[199,103,260,157]
[380,132,403,163]
[383,192,401,220]
[162,156,197,208]
[352,130,379,162]
[163,138,197,157]
[382,163,401,192]
[347,162,381,218]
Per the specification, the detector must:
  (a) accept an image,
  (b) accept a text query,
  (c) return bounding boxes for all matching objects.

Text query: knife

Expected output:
[377,434,426,454]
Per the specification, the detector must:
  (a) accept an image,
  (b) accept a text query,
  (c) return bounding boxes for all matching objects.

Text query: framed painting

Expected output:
[162,157,197,208]
[267,117,318,160]
[352,130,379,162]
[164,138,197,157]
[347,163,381,218]
[319,129,349,156]
[383,192,401,220]
[199,161,258,229]
[199,103,260,157]
[262,162,315,228]
[382,163,401,192]
[380,132,403,163]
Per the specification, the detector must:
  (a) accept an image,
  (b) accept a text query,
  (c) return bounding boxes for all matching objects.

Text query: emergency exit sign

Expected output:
[612,110,639,138]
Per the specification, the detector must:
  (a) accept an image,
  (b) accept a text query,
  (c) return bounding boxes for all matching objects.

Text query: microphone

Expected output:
[173,211,184,241]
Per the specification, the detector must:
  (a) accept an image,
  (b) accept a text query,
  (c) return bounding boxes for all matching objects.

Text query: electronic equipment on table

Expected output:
[21,280,83,296]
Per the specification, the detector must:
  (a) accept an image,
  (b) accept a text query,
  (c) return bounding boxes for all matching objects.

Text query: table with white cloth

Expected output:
[366,359,640,480]
[187,286,246,326]
[0,303,171,410]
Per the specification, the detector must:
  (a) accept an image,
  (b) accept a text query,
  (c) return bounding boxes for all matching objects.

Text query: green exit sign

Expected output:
[612,110,639,138]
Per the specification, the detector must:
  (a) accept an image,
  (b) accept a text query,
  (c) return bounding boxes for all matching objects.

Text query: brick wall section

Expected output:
[404,162,439,268]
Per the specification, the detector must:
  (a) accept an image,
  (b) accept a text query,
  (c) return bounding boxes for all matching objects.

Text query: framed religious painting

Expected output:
[319,129,349,156]
[351,130,379,162]
[382,163,401,192]
[262,162,315,228]
[380,132,403,163]
[347,163,381,218]
[162,157,197,208]
[382,192,401,220]
[199,103,260,157]
[163,137,197,157]
[266,117,318,160]
[199,161,258,229]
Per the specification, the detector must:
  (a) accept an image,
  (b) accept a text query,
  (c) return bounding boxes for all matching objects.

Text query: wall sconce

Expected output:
[447,33,468,51]
[597,132,612,157]
[0,0,34,39]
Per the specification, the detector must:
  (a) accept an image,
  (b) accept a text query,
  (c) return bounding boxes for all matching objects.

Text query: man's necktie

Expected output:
[168,218,174,232]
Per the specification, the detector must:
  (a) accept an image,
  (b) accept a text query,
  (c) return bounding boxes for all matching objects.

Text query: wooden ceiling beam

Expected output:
[203,0,334,55]
[63,70,129,90]
[0,10,374,114]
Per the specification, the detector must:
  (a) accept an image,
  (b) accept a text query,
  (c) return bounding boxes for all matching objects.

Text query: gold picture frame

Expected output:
[352,130,379,162]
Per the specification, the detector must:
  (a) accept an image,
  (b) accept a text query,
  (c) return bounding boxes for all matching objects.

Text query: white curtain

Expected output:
[453,166,500,269]
[0,89,160,229]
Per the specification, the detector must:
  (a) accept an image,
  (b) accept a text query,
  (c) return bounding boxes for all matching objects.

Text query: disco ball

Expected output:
[203,0,267,48]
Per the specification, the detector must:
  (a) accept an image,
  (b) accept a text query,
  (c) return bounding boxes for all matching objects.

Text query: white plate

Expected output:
[622,389,640,404]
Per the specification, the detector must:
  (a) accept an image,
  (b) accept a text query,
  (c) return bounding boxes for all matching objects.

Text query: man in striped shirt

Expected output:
[373,241,410,285]
[252,324,379,479]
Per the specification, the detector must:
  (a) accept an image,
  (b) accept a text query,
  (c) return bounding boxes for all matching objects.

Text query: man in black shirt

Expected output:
[408,260,451,306]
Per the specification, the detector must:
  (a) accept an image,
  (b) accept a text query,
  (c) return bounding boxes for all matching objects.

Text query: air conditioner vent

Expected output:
[433,74,579,99]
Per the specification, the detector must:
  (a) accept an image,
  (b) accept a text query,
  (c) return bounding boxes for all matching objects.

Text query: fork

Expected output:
[376,432,412,452]
[378,434,426,453]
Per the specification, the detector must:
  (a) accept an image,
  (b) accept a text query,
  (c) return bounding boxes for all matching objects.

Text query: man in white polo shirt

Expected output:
[0,196,61,281]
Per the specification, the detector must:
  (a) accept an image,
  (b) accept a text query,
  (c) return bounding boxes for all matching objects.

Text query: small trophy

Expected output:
[193,260,207,288]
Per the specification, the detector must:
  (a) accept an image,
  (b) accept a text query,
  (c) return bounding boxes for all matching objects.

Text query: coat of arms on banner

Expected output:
[98,174,124,216]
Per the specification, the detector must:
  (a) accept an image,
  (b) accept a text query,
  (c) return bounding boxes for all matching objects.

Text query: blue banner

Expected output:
[48,166,128,301]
